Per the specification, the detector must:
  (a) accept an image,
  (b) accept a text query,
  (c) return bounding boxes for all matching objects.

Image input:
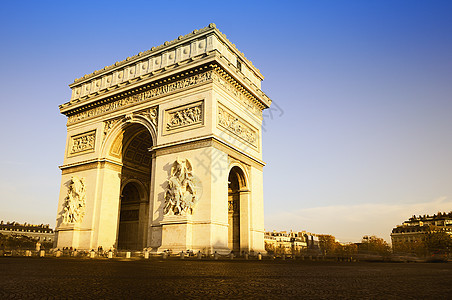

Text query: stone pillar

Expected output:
[239,190,251,253]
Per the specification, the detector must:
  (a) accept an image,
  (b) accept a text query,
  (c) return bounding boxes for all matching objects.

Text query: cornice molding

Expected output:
[59,158,123,174]
[62,64,268,125]
[152,135,265,168]
[64,66,213,124]
[63,24,271,115]
[60,54,214,113]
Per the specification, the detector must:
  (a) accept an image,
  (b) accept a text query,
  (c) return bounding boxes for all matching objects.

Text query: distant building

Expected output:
[264,230,319,254]
[0,221,54,242]
[391,212,452,249]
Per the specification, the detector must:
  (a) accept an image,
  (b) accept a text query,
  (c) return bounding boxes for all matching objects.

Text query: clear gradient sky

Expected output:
[1,1,451,243]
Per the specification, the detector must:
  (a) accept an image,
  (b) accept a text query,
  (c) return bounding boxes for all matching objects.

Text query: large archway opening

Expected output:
[113,123,153,250]
[228,166,246,254]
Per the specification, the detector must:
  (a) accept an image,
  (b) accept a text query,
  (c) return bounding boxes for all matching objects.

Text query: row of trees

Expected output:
[392,231,452,256]
[318,231,452,258]
[0,233,53,250]
[318,234,361,257]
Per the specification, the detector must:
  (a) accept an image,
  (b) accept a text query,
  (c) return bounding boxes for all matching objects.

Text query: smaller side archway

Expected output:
[228,166,248,254]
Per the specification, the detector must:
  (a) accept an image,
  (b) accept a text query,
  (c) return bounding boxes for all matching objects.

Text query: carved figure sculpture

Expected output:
[148,106,158,126]
[164,158,197,216]
[62,176,86,224]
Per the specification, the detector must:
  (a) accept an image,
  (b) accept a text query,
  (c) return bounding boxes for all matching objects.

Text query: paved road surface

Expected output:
[1,258,451,299]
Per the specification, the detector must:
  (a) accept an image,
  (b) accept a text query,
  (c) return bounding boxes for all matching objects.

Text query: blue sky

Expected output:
[1,1,451,242]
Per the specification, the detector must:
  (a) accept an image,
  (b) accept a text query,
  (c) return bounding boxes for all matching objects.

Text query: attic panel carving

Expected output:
[217,104,258,148]
[163,101,204,135]
[69,130,96,155]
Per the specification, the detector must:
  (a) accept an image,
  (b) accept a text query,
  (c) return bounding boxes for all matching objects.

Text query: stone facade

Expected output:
[391,212,452,249]
[54,24,271,254]
[264,230,319,254]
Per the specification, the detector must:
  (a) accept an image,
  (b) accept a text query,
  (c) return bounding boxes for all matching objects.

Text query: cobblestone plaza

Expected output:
[1,258,451,299]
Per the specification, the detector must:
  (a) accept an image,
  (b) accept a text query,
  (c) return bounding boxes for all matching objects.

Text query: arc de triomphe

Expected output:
[54,24,272,254]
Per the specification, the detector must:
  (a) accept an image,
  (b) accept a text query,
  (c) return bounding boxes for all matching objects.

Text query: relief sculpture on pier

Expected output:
[163,158,198,216]
[62,176,86,224]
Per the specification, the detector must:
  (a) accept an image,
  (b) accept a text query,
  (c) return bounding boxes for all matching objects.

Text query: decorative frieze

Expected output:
[217,104,258,148]
[69,130,96,155]
[67,71,212,124]
[211,71,263,117]
[165,101,203,132]
[61,176,86,224]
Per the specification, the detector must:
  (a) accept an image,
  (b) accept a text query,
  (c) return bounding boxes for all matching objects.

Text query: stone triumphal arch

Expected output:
[54,24,272,254]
